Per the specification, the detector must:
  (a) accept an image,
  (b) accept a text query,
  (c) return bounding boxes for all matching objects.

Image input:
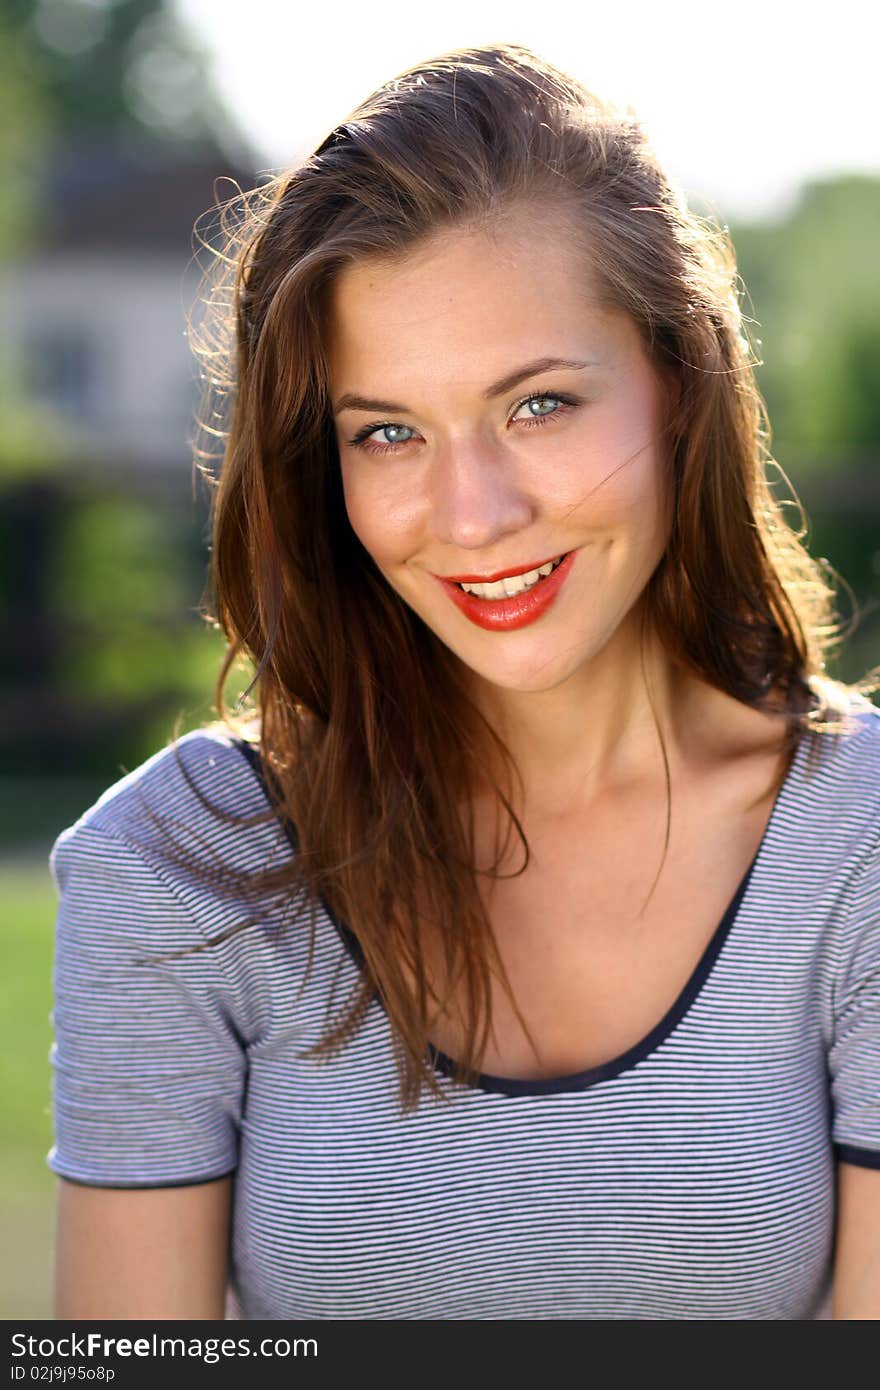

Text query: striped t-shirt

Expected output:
[47,697,880,1320]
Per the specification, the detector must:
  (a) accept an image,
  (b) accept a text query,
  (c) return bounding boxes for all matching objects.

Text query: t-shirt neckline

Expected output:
[234,724,813,1098]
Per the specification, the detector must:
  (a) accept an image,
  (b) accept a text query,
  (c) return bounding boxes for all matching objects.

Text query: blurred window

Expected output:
[25,326,98,422]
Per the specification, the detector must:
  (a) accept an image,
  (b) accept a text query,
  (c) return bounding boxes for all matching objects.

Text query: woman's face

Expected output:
[326,210,675,699]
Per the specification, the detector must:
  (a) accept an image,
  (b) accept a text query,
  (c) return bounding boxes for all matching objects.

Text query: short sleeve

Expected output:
[828,834,880,1169]
[48,821,247,1188]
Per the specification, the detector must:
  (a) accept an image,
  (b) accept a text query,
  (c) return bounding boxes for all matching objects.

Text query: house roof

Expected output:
[38,136,262,255]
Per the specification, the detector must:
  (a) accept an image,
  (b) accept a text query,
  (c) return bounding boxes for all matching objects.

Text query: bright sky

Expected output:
[175,0,880,223]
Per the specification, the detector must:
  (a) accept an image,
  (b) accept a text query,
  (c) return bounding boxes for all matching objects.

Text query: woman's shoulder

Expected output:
[49,723,278,893]
[793,688,880,875]
[801,686,880,796]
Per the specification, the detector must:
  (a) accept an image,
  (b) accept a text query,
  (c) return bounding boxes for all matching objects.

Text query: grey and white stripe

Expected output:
[47,696,880,1319]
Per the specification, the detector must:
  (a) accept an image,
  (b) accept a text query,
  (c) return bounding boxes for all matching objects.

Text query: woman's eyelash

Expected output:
[345,389,581,454]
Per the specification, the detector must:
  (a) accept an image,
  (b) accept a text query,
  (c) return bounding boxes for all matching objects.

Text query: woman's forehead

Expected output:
[331,208,598,308]
[325,221,633,397]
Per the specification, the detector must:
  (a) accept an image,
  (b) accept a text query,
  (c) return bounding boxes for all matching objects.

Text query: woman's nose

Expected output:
[427,438,535,551]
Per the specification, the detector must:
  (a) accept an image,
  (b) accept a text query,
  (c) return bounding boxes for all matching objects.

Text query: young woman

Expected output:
[49,43,880,1320]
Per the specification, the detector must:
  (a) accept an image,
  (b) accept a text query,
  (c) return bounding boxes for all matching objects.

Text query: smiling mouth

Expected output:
[454,553,567,599]
[434,547,577,631]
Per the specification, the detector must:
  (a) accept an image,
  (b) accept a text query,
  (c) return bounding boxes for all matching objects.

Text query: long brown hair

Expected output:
[170,42,877,1112]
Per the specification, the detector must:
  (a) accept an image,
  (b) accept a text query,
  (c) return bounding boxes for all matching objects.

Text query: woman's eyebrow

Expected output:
[332,356,601,416]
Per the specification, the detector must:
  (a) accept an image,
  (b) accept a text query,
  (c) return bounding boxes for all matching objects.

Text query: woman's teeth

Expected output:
[458,554,565,600]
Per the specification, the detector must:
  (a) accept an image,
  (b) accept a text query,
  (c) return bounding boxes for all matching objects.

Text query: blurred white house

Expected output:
[2,137,255,475]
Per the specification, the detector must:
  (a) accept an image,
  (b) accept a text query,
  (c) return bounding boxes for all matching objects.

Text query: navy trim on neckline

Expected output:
[232,732,805,1098]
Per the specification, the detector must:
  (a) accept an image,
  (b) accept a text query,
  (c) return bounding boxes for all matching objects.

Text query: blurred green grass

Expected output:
[1,855,60,1317]
[3,858,56,1165]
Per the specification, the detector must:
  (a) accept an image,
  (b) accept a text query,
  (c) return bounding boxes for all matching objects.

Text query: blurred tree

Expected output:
[5,0,249,160]
[732,175,880,472]
[0,7,49,257]
[733,176,880,695]
[0,6,62,479]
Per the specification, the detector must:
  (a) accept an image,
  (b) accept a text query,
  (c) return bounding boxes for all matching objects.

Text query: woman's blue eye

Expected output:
[348,422,417,452]
[374,424,415,445]
[347,390,576,454]
[515,395,562,419]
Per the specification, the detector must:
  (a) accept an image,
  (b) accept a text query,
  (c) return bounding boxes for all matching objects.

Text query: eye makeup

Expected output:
[344,388,583,456]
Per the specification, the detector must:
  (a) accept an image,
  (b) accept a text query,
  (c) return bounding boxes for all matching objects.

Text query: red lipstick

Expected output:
[433,550,576,632]
[441,553,564,584]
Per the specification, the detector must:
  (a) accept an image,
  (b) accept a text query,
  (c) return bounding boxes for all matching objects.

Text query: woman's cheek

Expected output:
[341,466,423,567]
[559,408,668,529]
[540,430,642,529]
[340,462,378,547]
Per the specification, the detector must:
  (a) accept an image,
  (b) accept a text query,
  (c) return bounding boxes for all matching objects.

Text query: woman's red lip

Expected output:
[434,549,577,632]
[438,553,566,583]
